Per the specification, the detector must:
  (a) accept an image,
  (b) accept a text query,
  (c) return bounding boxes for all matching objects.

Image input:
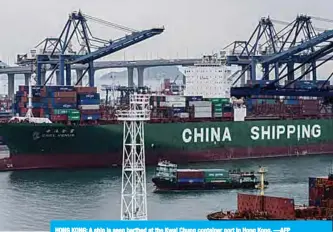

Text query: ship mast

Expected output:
[116,93,151,220]
[25,72,35,118]
[257,166,267,196]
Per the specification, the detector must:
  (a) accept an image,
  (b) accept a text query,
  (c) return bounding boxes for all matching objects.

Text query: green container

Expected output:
[68,110,80,116]
[214,108,222,113]
[53,109,69,115]
[209,98,230,104]
[266,99,276,104]
[204,169,229,178]
[213,103,223,108]
[68,115,80,121]
[205,178,231,183]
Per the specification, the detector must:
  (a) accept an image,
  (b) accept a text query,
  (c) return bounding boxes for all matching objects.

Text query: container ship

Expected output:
[207,168,333,220]
[152,160,269,191]
[0,54,333,171]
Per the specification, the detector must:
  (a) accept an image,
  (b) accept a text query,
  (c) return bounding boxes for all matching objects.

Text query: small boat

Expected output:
[151,160,269,192]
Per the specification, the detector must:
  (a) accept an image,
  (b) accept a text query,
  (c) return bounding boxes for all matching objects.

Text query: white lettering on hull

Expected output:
[182,127,231,143]
[182,124,321,143]
[249,124,321,141]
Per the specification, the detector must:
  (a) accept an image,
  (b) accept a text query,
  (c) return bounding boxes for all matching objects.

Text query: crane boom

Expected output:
[68,28,164,64]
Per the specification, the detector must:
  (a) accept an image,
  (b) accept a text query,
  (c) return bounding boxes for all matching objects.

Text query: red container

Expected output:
[18,102,25,108]
[19,107,27,115]
[18,96,28,103]
[237,194,295,219]
[50,97,77,104]
[222,112,233,117]
[75,87,97,94]
[50,114,68,121]
[80,109,101,115]
[177,170,204,179]
[54,91,77,98]
[32,97,41,102]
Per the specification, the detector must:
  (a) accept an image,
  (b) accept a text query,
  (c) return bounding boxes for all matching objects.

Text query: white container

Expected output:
[194,112,211,118]
[172,102,186,107]
[189,101,212,107]
[194,106,212,113]
[175,112,189,118]
[79,105,100,110]
[166,95,185,102]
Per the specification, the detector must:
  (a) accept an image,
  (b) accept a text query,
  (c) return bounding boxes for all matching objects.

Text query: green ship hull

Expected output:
[0,118,331,170]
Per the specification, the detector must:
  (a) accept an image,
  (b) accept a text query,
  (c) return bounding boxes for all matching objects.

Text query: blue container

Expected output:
[30,102,46,108]
[77,93,100,100]
[173,107,186,113]
[45,86,75,92]
[50,103,77,109]
[78,99,100,105]
[16,91,26,97]
[285,100,299,105]
[186,96,203,101]
[81,114,101,121]
[177,178,204,183]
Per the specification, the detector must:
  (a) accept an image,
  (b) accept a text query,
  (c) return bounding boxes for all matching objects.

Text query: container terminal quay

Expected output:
[2,9,333,226]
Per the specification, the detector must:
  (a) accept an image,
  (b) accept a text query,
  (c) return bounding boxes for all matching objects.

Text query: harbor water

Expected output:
[0,154,332,230]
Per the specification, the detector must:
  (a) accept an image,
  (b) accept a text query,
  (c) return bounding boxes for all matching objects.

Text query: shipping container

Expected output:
[45,86,75,92]
[204,169,229,178]
[68,115,80,121]
[48,97,77,104]
[174,112,189,118]
[52,91,77,98]
[77,93,100,100]
[78,105,100,110]
[189,101,212,107]
[205,178,230,183]
[50,114,68,121]
[177,170,205,179]
[194,106,212,113]
[209,98,230,103]
[75,86,97,94]
[172,107,186,113]
[48,103,77,109]
[165,96,185,102]
[81,114,101,121]
[193,112,211,118]
[77,99,100,105]
[80,109,100,115]
[186,96,203,101]
[177,178,204,183]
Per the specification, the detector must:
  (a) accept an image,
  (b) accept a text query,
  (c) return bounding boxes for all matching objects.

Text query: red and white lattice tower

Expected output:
[116,93,151,220]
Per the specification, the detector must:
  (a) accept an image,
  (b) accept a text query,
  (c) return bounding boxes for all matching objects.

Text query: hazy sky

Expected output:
[0,0,332,65]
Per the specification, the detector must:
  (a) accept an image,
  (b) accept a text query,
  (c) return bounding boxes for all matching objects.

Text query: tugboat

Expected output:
[207,167,333,220]
[151,160,268,192]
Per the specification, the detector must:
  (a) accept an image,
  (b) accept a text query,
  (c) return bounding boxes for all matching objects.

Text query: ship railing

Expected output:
[116,109,151,121]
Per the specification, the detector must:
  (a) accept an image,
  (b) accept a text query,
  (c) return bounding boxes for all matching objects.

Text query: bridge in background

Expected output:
[0,58,201,99]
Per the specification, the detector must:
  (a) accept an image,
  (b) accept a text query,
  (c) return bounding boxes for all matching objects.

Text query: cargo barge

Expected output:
[207,168,333,220]
[152,160,268,191]
[1,55,333,171]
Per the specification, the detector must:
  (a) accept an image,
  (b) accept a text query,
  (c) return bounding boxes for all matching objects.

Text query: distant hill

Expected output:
[98,66,183,85]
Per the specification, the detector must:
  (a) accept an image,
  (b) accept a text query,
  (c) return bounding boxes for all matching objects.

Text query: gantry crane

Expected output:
[224,15,333,97]
[20,10,164,87]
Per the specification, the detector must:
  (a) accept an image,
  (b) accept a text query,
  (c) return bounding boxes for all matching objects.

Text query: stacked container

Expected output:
[176,170,205,183]
[15,85,45,117]
[40,86,76,122]
[163,95,186,117]
[189,100,212,118]
[208,98,231,118]
[203,169,230,183]
[75,87,101,121]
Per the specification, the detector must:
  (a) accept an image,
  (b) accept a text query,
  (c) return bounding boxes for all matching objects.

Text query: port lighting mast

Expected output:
[116,93,151,220]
